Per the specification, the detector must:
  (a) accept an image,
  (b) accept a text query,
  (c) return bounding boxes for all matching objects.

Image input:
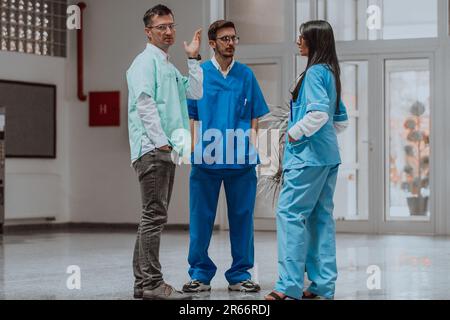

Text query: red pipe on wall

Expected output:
[77,2,87,102]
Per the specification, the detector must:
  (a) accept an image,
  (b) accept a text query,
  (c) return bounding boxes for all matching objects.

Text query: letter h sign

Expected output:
[89,91,120,126]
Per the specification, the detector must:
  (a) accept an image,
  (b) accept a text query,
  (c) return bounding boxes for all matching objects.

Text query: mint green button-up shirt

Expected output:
[127,43,203,162]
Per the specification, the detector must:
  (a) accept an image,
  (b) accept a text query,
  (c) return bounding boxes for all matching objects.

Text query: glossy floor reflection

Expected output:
[1,229,449,300]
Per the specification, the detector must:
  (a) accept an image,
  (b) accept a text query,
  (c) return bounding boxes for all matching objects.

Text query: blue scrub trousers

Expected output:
[275,165,339,299]
[188,166,257,285]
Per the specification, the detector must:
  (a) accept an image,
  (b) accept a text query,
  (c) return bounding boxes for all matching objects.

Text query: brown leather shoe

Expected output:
[133,288,143,299]
[143,283,192,300]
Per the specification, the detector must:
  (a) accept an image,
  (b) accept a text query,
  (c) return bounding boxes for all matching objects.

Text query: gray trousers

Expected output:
[132,149,175,290]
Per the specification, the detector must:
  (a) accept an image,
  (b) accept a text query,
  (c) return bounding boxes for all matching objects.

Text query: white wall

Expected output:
[1,0,209,225]
[65,0,209,224]
[0,51,70,223]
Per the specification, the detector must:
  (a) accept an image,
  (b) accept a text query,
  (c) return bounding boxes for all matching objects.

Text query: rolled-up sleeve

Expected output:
[184,60,203,100]
[334,99,349,122]
[334,100,349,134]
[128,60,157,105]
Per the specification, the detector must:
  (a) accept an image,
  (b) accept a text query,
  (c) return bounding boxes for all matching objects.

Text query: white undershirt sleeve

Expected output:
[288,111,330,140]
[136,93,168,148]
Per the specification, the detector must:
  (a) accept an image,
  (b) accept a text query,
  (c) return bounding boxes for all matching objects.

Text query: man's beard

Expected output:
[219,47,235,58]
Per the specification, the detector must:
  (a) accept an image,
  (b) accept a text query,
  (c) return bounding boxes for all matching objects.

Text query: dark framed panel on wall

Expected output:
[0,80,56,158]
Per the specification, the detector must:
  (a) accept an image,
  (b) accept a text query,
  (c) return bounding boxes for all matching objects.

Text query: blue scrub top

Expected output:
[283,64,348,170]
[188,61,270,169]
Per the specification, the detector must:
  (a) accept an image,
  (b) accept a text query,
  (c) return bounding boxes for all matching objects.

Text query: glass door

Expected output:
[334,58,373,233]
[380,55,435,234]
[335,55,436,235]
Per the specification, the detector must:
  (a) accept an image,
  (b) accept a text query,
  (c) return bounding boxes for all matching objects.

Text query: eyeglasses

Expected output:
[148,23,177,32]
[216,35,240,44]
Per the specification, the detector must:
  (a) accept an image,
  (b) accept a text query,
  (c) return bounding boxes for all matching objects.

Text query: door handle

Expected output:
[361,140,374,152]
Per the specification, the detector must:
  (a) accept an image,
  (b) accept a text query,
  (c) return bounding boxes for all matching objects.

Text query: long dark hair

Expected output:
[292,20,341,111]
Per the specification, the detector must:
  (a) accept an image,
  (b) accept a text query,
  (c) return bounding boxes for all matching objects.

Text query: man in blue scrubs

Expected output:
[182,20,270,293]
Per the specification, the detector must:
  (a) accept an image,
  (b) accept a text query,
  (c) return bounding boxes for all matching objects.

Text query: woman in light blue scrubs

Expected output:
[265,21,349,300]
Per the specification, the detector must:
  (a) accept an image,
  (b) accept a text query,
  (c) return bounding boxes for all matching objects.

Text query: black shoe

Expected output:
[228,279,261,293]
[182,280,211,293]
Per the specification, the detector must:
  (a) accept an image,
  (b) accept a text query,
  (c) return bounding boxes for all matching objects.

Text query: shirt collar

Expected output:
[211,55,235,78]
[146,43,170,62]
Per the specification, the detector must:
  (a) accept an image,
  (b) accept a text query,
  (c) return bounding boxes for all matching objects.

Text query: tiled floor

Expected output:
[1,229,449,300]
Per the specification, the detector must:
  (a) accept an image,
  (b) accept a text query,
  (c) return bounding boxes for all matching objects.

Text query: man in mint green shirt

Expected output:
[126,4,203,300]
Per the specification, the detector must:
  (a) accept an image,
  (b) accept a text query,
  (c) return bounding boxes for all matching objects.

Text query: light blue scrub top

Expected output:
[283,64,348,170]
[188,61,270,169]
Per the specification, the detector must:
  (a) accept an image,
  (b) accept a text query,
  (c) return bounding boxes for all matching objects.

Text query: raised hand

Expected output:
[184,28,202,58]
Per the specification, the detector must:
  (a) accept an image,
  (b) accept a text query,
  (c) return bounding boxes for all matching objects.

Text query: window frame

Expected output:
[0,0,67,57]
